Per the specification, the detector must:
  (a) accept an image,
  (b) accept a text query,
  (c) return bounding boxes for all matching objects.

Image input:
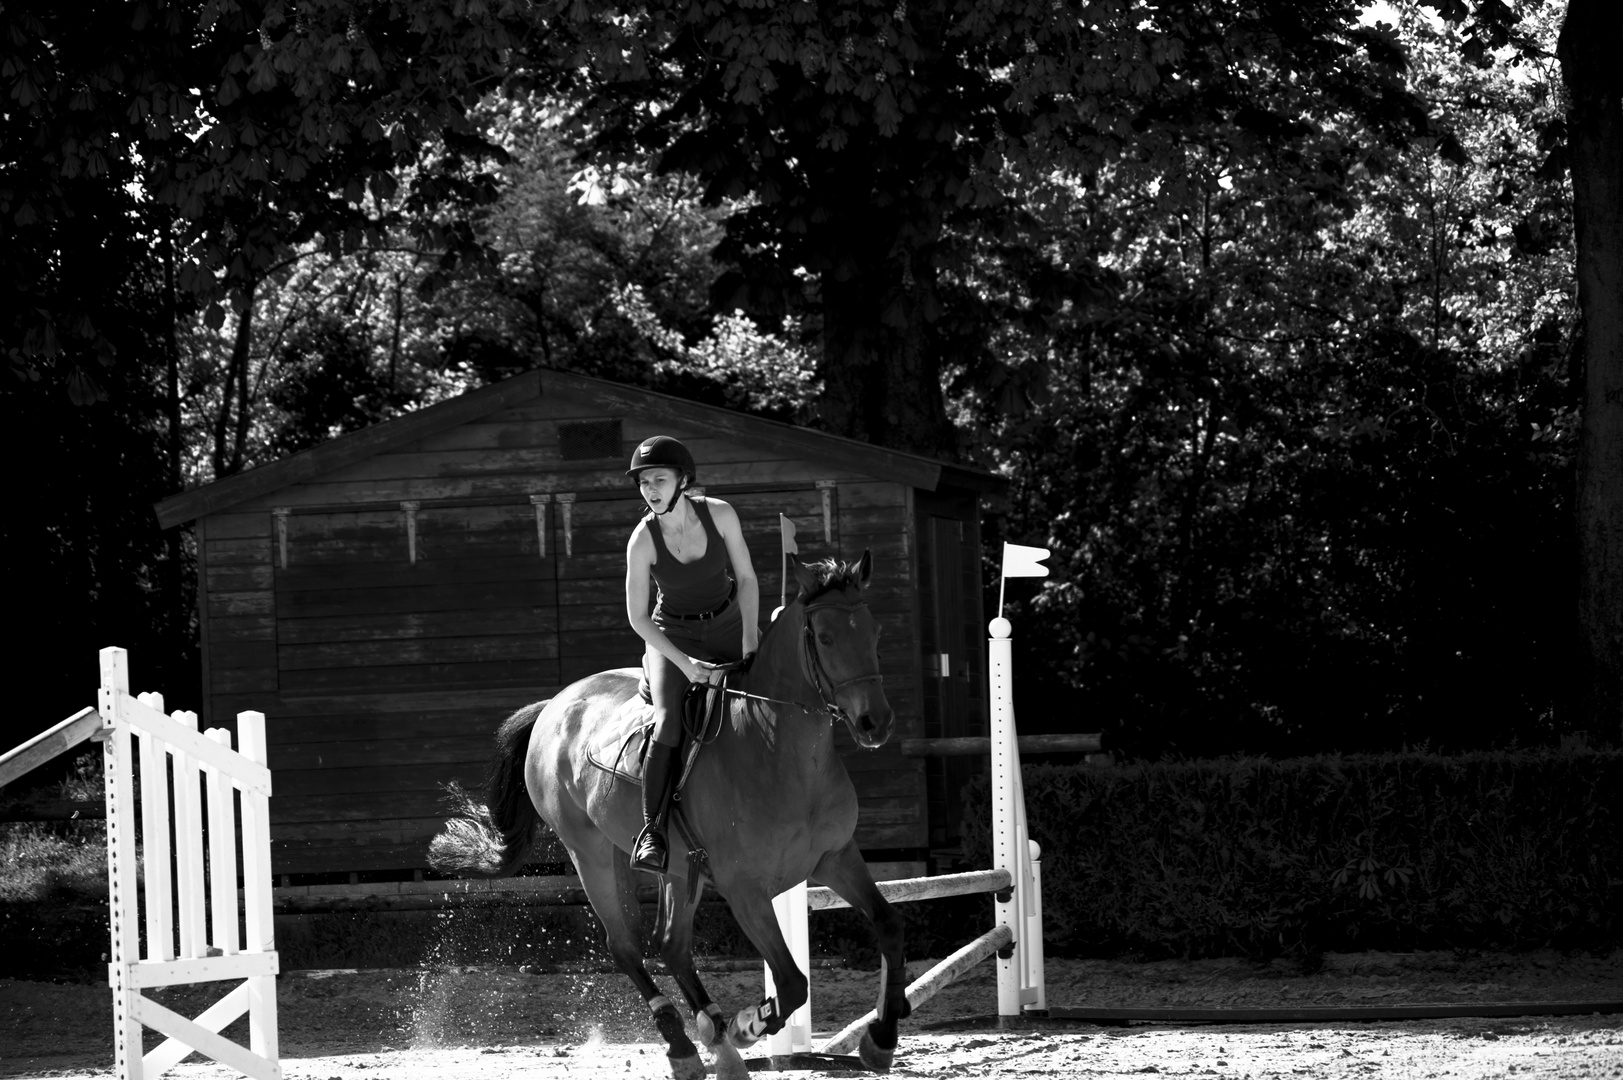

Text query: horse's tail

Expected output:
[428,700,550,878]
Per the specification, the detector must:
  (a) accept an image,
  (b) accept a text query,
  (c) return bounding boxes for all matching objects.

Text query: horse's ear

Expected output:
[857,549,872,587]
[789,553,818,600]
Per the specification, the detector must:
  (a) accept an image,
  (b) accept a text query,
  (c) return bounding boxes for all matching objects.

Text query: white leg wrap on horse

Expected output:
[649,995,674,1014]
[874,956,889,1021]
[728,997,777,1046]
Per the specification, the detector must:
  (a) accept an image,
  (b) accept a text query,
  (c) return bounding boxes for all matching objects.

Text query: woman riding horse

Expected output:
[623,435,760,874]
[430,549,910,1079]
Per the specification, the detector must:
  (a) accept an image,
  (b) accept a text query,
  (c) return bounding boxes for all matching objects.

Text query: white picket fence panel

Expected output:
[98,647,281,1080]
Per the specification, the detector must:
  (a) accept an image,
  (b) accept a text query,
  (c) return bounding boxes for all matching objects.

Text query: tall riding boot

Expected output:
[630,741,679,874]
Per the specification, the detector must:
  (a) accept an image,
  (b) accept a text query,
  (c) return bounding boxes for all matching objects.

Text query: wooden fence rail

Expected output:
[898,733,1101,757]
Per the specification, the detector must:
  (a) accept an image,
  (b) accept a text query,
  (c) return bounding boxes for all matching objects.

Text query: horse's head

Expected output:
[790,550,894,749]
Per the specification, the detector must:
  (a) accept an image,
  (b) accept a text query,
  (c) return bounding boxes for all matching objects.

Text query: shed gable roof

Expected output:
[154,368,1005,529]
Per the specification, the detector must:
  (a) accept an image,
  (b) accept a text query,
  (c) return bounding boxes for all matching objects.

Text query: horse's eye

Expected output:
[819,633,833,646]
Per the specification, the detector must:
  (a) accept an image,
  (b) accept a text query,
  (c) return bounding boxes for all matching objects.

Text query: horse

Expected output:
[428,551,911,1079]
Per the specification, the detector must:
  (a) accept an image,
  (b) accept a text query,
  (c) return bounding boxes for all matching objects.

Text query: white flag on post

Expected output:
[1001,542,1050,579]
[999,542,1051,619]
[779,515,799,610]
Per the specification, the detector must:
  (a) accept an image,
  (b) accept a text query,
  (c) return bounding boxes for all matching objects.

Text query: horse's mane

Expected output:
[798,557,865,603]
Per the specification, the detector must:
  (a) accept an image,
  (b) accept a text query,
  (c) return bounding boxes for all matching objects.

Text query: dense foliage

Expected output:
[962,750,1623,958]
[977,5,1585,755]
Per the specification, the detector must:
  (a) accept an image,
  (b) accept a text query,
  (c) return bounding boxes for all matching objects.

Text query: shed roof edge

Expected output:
[152,370,544,529]
[153,367,1008,528]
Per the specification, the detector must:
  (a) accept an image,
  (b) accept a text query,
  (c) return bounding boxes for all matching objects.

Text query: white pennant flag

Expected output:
[998,542,1051,621]
[1001,542,1051,579]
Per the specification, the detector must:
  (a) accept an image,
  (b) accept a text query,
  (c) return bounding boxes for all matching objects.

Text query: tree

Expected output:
[1,0,541,441]
[959,1,1579,755]
[1555,0,1623,735]
[538,0,1438,458]
[0,0,542,755]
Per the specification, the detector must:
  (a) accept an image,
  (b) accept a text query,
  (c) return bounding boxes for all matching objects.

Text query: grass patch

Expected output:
[1,750,106,903]
[0,821,107,902]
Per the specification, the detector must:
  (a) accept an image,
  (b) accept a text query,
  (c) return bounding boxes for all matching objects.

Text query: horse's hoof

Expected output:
[666,1051,704,1080]
[858,1029,896,1073]
[709,1036,750,1080]
[695,1008,720,1047]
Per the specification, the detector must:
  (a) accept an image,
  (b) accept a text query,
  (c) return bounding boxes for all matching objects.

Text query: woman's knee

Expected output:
[650,707,683,746]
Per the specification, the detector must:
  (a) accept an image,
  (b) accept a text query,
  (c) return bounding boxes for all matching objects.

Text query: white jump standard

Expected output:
[99,646,282,1080]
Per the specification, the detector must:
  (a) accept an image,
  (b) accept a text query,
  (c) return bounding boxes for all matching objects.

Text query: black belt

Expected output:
[659,583,736,622]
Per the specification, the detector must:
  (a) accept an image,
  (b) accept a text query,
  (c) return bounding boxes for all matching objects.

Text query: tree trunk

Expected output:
[816,213,956,459]
[228,284,257,476]
[1558,0,1623,737]
[163,222,183,494]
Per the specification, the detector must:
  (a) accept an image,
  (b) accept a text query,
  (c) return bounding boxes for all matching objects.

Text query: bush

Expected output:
[961,749,1623,960]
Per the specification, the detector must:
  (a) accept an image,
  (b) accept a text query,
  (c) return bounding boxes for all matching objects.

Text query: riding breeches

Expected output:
[646,602,746,746]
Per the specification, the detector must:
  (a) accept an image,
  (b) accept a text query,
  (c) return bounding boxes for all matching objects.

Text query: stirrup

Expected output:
[630,824,669,874]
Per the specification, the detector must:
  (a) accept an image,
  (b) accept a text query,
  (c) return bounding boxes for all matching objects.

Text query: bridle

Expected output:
[799,598,883,724]
[710,595,883,726]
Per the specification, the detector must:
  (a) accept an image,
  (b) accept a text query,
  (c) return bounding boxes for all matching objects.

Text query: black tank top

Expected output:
[645,497,733,615]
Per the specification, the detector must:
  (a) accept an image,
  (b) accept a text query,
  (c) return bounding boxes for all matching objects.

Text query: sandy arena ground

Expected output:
[3,952,1620,1079]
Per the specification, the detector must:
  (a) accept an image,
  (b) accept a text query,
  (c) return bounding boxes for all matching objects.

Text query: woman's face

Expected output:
[637,467,684,512]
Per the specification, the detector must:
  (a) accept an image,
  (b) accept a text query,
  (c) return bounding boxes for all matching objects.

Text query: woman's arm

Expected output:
[710,499,760,655]
[625,523,716,682]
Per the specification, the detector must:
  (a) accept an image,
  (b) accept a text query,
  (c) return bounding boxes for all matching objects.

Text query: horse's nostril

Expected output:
[858,713,875,732]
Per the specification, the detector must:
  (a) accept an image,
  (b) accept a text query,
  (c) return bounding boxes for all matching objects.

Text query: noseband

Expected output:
[801,598,883,724]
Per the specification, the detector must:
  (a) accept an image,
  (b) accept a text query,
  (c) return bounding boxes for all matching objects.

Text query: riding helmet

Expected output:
[625,435,696,483]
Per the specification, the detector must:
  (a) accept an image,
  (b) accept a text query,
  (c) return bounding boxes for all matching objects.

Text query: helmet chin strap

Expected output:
[653,478,689,516]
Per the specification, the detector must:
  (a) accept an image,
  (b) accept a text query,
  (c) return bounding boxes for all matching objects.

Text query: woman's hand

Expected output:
[688,659,727,686]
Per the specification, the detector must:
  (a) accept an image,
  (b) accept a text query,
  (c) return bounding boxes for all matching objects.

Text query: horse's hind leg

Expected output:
[572,839,702,1080]
[813,840,909,1072]
[655,879,721,1035]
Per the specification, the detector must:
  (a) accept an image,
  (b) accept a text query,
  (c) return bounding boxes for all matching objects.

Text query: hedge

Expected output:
[960,749,1623,959]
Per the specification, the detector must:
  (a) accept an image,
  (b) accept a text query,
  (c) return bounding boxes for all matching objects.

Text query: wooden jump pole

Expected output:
[803,868,1012,910]
[0,706,105,789]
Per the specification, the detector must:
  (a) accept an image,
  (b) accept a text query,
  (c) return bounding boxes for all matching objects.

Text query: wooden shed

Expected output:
[154,368,1007,880]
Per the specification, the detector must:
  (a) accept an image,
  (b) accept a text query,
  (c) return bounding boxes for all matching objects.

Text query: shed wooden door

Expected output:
[921,510,986,852]
[270,501,558,873]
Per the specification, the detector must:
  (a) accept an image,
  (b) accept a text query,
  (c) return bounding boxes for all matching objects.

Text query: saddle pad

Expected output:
[586,697,656,783]
[585,698,704,796]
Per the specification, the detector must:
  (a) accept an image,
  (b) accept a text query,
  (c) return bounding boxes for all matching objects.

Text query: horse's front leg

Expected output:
[813,840,909,1072]
[714,885,809,1054]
